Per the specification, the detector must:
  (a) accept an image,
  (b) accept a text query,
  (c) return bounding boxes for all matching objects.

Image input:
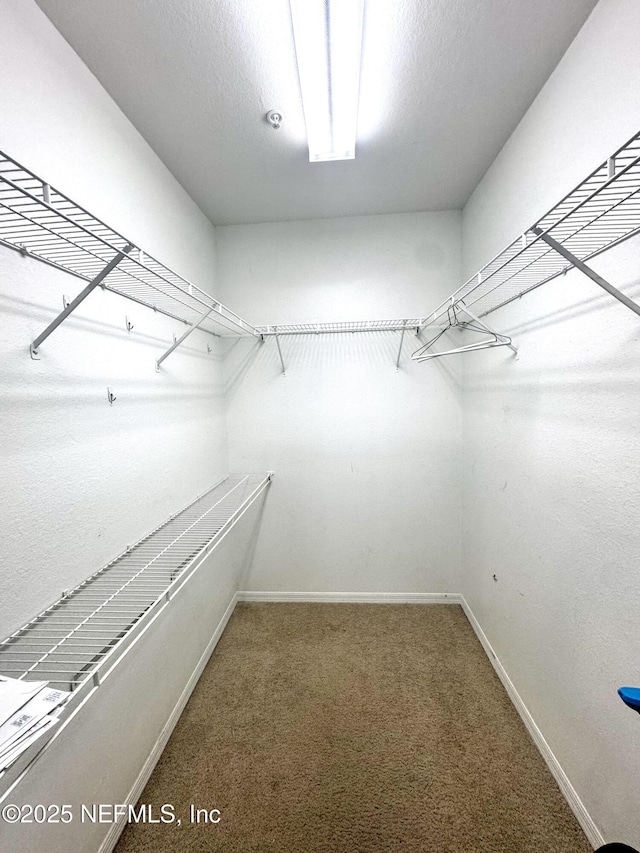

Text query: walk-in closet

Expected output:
[1,1,639,851]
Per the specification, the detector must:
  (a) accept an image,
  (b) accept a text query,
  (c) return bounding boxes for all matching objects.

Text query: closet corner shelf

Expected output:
[415,130,640,360]
[0,150,259,358]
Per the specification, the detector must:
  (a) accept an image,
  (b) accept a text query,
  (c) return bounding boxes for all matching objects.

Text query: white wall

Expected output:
[0,0,228,635]
[0,5,263,851]
[1,500,265,853]
[0,0,219,289]
[461,0,640,845]
[217,213,464,594]
[463,0,640,276]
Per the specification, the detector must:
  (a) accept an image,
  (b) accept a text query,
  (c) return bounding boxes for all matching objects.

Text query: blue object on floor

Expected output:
[618,687,640,713]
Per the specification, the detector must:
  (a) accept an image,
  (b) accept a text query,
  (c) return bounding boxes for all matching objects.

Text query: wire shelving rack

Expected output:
[3,131,640,366]
[0,472,271,795]
[255,319,429,335]
[255,318,433,373]
[420,131,640,334]
[0,474,271,695]
[0,151,258,343]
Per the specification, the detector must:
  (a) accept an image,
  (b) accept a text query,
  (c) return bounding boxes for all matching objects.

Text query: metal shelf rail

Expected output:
[0,473,272,789]
[4,130,639,370]
[0,150,259,362]
[414,130,640,360]
[256,320,429,335]
[256,319,432,373]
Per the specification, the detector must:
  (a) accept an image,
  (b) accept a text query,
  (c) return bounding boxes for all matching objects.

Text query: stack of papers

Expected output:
[0,675,68,771]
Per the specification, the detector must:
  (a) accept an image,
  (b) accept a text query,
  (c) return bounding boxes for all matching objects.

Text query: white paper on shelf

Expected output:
[0,687,68,755]
[0,716,58,771]
[0,714,51,762]
[0,676,49,728]
[0,717,46,764]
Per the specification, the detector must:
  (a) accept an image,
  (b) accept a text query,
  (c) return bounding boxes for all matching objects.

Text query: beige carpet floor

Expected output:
[115,603,592,853]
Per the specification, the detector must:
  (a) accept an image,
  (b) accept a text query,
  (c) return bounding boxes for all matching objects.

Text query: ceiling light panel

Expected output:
[289,0,365,162]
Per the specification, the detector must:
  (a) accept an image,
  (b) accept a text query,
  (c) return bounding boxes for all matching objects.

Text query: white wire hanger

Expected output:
[412,299,517,362]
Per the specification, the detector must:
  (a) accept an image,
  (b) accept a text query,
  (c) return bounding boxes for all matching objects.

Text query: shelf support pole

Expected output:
[396,321,407,371]
[155,307,215,371]
[274,331,286,375]
[532,227,640,318]
[30,244,134,358]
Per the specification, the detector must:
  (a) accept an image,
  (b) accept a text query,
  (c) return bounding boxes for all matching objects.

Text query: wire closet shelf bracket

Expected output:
[413,130,640,362]
[0,150,259,365]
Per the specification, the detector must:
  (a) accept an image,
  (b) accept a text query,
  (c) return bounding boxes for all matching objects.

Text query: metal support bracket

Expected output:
[155,307,215,371]
[396,321,407,371]
[532,227,640,318]
[274,330,286,375]
[30,244,134,359]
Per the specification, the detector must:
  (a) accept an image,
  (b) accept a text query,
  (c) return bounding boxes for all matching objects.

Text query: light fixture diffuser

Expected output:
[289,0,365,162]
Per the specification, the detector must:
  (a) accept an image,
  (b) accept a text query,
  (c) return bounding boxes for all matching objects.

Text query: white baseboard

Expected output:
[98,591,240,853]
[238,591,462,604]
[459,596,604,849]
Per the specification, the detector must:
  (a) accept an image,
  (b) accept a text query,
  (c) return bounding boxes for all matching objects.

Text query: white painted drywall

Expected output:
[0,0,220,290]
[217,213,464,594]
[463,0,640,277]
[1,248,228,634]
[0,500,266,853]
[0,0,229,636]
[0,5,265,851]
[461,0,640,845]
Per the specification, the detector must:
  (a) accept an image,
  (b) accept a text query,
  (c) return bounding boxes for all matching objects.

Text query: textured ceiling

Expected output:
[36,0,598,225]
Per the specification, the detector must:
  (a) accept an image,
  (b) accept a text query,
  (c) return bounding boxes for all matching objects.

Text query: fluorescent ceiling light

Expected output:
[289,0,365,162]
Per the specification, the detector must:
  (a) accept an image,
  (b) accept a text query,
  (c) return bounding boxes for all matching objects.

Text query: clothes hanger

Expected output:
[412,300,516,363]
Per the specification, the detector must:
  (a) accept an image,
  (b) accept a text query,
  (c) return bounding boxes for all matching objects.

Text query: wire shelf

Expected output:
[0,151,258,338]
[6,130,638,359]
[256,319,429,335]
[0,474,271,691]
[425,131,640,324]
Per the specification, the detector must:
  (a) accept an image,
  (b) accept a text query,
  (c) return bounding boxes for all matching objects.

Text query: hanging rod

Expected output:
[0,150,259,350]
[420,130,640,333]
